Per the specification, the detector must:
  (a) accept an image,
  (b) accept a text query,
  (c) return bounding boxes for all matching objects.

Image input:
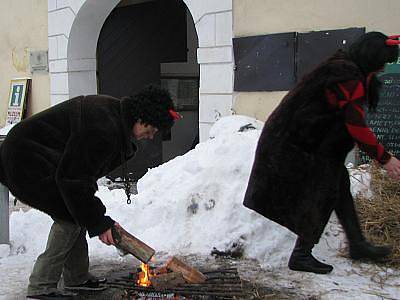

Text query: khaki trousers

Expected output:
[27,219,89,296]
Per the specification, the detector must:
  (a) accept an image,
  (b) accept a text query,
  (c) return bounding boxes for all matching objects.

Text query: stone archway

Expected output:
[48,0,233,141]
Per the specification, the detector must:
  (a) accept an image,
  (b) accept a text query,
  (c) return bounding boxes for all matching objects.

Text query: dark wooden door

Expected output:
[98,1,162,180]
[97,0,187,180]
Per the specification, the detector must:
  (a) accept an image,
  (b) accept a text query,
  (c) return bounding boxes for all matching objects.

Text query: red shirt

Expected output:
[326,80,391,165]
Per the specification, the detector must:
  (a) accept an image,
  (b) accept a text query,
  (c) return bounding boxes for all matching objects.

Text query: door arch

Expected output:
[48,0,234,142]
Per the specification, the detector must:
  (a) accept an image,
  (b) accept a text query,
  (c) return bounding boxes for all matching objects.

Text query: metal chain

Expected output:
[122,160,132,204]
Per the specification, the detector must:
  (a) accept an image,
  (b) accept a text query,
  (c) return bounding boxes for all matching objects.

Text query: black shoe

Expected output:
[27,290,78,299]
[288,237,333,274]
[64,278,107,291]
[288,252,333,274]
[349,241,391,261]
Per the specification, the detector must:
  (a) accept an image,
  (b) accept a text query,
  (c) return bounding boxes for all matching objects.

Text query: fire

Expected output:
[137,263,152,287]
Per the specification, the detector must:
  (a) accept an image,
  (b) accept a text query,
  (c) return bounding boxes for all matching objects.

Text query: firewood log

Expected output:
[166,256,207,283]
[153,266,169,275]
[151,272,185,290]
[111,225,155,263]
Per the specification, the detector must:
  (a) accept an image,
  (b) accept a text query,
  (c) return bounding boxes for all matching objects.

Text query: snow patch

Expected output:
[0,245,10,258]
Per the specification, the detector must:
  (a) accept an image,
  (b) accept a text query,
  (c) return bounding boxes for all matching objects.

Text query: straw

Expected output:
[352,162,400,269]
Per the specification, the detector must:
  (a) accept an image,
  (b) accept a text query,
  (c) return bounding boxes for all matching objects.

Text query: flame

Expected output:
[137,263,152,287]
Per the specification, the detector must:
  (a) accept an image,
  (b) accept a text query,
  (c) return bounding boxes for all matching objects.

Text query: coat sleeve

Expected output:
[326,80,391,164]
[55,130,117,237]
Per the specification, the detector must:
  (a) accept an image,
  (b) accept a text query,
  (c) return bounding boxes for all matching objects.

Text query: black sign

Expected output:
[233,32,296,91]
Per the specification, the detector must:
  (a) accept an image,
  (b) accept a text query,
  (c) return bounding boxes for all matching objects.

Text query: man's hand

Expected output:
[98,222,120,245]
[383,156,400,181]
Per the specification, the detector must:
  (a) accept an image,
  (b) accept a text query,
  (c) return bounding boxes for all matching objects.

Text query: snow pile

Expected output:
[8,209,53,257]
[94,115,294,269]
[208,115,263,138]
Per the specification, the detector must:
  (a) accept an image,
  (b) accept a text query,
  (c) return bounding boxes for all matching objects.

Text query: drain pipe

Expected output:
[0,183,9,244]
[0,133,9,245]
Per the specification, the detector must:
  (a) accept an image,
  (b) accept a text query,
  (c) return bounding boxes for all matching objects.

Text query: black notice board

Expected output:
[360,69,400,163]
[233,32,296,91]
[233,28,365,92]
[297,27,365,81]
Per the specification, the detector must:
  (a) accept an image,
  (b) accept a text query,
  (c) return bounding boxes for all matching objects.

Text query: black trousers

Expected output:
[303,166,363,246]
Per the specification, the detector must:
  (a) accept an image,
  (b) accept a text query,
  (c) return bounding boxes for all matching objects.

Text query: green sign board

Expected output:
[360,59,400,162]
[6,78,30,125]
[10,84,24,107]
[384,56,400,73]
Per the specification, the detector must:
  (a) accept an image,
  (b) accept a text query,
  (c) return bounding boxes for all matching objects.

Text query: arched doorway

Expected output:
[48,0,234,164]
[97,0,199,180]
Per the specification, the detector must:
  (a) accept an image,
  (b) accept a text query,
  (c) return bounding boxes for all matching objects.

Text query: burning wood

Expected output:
[166,256,207,284]
[151,272,185,290]
[106,267,246,299]
[153,265,169,275]
[137,263,151,287]
[111,225,155,263]
[134,256,207,291]
[109,228,207,291]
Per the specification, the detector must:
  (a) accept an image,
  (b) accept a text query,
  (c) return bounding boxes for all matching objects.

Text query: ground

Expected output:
[3,199,399,300]
[77,255,316,300]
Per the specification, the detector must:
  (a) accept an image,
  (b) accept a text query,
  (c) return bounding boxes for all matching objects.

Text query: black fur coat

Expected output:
[243,51,368,243]
[0,95,137,237]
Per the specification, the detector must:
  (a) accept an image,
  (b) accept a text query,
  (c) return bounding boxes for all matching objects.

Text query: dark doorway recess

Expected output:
[97,0,198,181]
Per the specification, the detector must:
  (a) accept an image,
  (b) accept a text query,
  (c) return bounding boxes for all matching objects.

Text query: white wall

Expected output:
[0,0,50,126]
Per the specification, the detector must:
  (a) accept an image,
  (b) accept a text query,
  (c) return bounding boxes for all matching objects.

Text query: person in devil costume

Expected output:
[0,86,181,299]
[243,32,400,274]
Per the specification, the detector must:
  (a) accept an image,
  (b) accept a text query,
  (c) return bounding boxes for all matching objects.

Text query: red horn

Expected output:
[168,109,182,120]
[386,39,400,46]
[386,34,400,46]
